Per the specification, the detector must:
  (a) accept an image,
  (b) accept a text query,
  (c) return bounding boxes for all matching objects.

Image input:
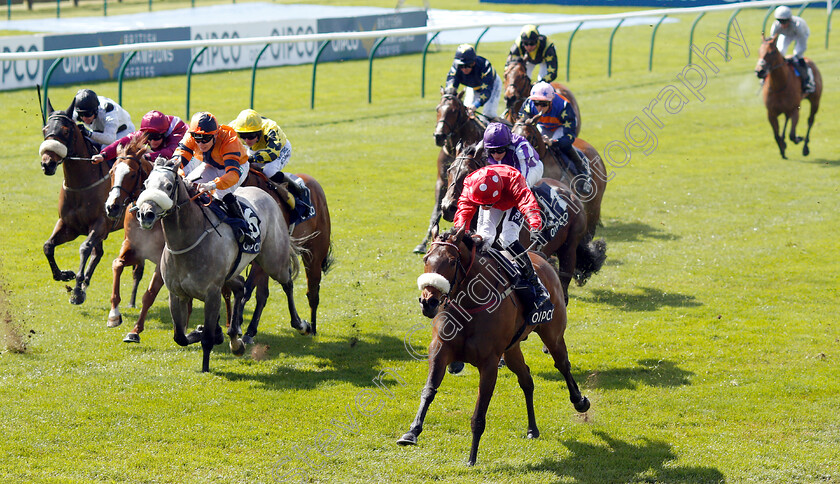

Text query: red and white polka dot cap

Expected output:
[468,170,503,205]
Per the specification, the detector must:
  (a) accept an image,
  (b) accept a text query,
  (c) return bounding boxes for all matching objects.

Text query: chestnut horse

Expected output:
[440,142,606,295]
[239,170,334,340]
[38,98,123,305]
[755,33,822,159]
[104,136,167,343]
[413,87,485,254]
[398,227,590,465]
[513,115,607,241]
[503,56,581,133]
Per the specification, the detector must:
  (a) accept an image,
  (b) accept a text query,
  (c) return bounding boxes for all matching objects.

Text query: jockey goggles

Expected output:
[146,132,165,141]
[238,131,260,140]
[76,109,96,118]
[487,147,507,155]
[191,133,214,143]
[523,40,537,47]
[533,101,550,107]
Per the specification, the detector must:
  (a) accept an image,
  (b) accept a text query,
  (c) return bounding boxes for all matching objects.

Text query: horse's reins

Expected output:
[427,239,476,310]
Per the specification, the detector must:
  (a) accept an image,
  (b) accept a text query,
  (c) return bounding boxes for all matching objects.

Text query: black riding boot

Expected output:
[222,193,246,242]
[508,241,553,324]
[797,58,814,93]
[268,172,297,209]
[270,171,308,201]
[561,145,593,196]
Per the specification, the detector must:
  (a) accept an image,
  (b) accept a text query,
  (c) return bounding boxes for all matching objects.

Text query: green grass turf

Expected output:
[1,3,839,483]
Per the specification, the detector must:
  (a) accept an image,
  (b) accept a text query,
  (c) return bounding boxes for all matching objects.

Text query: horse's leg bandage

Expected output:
[417,273,450,295]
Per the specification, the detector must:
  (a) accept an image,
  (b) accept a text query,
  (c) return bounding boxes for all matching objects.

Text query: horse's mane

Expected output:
[458,141,481,159]
[440,227,478,253]
[505,55,526,69]
[442,86,459,98]
[124,132,149,157]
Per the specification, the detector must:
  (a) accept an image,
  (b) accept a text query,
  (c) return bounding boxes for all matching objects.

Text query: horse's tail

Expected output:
[289,233,313,281]
[321,242,336,275]
[574,237,606,286]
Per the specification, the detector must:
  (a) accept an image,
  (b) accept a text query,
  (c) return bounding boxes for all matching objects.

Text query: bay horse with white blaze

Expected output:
[398,227,590,466]
[503,56,581,133]
[134,157,307,372]
[414,87,485,254]
[755,33,822,159]
[39,98,123,304]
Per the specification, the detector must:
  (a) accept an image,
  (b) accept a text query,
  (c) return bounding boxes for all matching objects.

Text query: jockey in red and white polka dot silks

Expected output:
[483,122,543,187]
[453,164,542,251]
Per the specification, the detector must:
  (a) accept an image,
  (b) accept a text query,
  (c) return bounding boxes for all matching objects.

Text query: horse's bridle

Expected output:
[446,153,480,198]
[424,239,476,308]
[435,95,467,146]
[109,155,145,213]
[43,112,77,166]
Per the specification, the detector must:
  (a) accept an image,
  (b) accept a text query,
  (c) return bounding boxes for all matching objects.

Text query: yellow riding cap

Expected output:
[230,109,264,133]
[520,25,539,43]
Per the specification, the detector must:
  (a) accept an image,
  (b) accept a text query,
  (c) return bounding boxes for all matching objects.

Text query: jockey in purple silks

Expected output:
[482,122,543,188]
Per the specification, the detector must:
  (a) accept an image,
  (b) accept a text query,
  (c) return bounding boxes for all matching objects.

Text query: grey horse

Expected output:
[134,157,310,372]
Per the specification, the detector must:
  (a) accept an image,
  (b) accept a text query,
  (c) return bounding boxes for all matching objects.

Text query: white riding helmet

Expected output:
[774,6,792,21]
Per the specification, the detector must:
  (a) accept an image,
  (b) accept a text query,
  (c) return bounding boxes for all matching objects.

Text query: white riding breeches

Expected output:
[525,62,549,82]
[475,207,523,250]
[254,140,292,178]
[464,73,503,119]
[185,162,249,199]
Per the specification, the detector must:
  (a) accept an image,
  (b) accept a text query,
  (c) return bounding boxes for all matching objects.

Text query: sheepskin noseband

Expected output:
[417,273,450,294]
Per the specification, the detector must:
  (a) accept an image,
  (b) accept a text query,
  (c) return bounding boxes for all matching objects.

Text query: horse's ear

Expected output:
[454,225,465,240]
[458,90,465,101]
[430,223,439,241]
[440,86,445,95]
[66,97,76,116]
[46,98,54,116]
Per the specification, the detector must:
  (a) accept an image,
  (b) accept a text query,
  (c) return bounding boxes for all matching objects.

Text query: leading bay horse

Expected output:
[513,115,607,242]
[134,157,306,372]
[440,143,605,296]
[755,33,822,159]
[38,98,123,304]
[398,227,590,465]
[503,56,581,133]
[413,87,485,254]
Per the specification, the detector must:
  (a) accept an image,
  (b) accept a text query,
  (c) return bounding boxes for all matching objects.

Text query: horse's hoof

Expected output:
[574,396,591,413]
[526,428,540,439]
[185,329,203,345]
[230,338,245,356]
[803,146,810,156]
[447,361,465,375]
[57,270,75,282]
[174,334,190,347]
[413,243,427,254]
[498,357,506,369]
[69,290,86,305]
[213,326,225,345]
[293,320,311,335]
[396,433,417,446]
[123,332,140,344]
[242,334,255,345]
[107,314,123,328]
[542,345,550,354]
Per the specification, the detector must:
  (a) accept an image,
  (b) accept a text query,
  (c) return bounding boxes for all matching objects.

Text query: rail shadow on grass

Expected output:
[576,286,701,311]
[498,430,724,483]
[536,359,692,390]
[214,331,413,390]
